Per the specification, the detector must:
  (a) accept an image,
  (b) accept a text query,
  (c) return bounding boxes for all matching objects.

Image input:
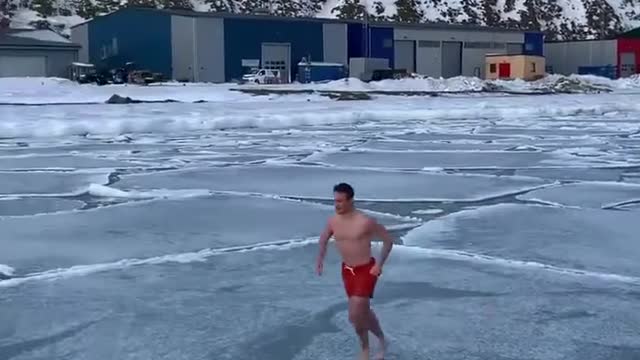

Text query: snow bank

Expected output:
[255,74,640,94]
[0,264,15,278]
[2,90,639,139]
[2,73,640,106]
[0,77,294,104]
[307,76,488,92]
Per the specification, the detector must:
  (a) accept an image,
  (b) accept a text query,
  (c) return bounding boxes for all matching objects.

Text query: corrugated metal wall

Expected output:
[393,27,523,78]
[70,23,89,63]
[223,17,323,82]
[544,40,617,75]
[88,8,172,76]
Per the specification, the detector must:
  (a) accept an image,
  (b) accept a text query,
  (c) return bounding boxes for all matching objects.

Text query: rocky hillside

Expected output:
[1,0,640,40]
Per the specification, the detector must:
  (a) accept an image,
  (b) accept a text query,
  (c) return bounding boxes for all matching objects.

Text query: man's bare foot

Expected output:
[359,347,370,360]
[373,336,386,360]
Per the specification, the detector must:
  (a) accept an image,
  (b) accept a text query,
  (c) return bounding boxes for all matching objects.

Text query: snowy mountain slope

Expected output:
[2,0,640,40]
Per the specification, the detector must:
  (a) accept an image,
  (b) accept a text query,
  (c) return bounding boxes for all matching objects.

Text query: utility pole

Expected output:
[364,0,370,57]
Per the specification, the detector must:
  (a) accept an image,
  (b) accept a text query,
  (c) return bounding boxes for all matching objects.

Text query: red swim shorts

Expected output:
[341,257,378,298]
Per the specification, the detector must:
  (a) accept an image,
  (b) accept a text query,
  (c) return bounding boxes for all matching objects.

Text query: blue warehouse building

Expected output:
[71,7,543,82]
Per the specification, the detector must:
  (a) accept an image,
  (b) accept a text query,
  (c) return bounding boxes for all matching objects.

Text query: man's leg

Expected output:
[368,308,386,359]
[348,296,371,359]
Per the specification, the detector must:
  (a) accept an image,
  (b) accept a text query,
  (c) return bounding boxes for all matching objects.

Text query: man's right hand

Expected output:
[316,259,323,276]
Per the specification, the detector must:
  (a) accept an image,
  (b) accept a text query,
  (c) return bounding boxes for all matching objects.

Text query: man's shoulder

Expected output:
[357,211,376,223]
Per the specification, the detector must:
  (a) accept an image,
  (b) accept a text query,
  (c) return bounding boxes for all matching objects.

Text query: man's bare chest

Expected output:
[332,224,370,243]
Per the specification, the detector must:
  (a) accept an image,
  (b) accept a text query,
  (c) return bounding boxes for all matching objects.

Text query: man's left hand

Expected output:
[370,263,382,277]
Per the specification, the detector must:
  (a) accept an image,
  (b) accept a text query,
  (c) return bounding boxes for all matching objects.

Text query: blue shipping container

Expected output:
[297,62,346,83]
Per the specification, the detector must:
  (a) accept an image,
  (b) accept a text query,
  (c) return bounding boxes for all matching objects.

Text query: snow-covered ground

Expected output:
[2,75,640,138]
[2,73,640,106]
[1,77,640,359]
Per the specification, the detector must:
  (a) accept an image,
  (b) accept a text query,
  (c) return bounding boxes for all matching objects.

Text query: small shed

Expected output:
[0,31,80,78]
[485,54,545,81]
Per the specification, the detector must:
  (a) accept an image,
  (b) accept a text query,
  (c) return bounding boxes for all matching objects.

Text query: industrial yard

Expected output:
[63,7,544,84]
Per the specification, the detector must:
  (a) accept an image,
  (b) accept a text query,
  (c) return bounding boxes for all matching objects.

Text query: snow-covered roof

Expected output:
[0,34,80,49]
[7,29,71,43]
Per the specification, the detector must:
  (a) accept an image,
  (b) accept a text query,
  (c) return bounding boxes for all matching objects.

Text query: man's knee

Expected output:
[348,297,370,328]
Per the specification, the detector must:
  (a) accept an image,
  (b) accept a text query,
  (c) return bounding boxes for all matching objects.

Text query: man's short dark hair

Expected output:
[333,182,354,199]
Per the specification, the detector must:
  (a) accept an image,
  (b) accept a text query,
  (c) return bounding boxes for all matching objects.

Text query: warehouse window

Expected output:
[530,62,536,72]
[418,40,440,48]
[489,63,496,73]
[492,42,506,49]
[112,37,118,56]
[464,42,492,49]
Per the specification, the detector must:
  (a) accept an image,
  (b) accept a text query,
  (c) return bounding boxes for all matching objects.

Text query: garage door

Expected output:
[441,41,462,78]
[261,43,290,83]
[394,40,415,73]
[620,52,636,78]
[0,56,47,77]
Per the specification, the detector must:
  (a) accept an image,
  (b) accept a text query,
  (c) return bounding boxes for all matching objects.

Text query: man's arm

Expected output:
[316,219,333,273]
[371,219,394,267]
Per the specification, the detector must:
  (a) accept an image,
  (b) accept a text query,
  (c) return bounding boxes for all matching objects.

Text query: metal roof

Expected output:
[72,7,536,34]
[544,37,617,43]
[0,33,81,49]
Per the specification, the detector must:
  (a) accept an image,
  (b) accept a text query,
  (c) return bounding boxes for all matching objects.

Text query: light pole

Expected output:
[364,0,370,57]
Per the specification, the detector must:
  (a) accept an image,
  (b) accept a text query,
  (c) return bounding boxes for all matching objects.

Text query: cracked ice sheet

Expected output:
[354,139,512,152]
[0,192,413,274]
[0,154,145,170]
[402,203,640,278]
[4,238,640,360]
[304,148,625,170]
[515,167,636,182]
[114,165,550,202]
[0,171,110,196]
[518,181,640,209]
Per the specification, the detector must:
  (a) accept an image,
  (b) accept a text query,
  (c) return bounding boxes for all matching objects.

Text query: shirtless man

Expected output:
[316,182,394,360]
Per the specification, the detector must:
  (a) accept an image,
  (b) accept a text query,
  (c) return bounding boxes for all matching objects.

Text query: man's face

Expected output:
[334,191,353,214]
